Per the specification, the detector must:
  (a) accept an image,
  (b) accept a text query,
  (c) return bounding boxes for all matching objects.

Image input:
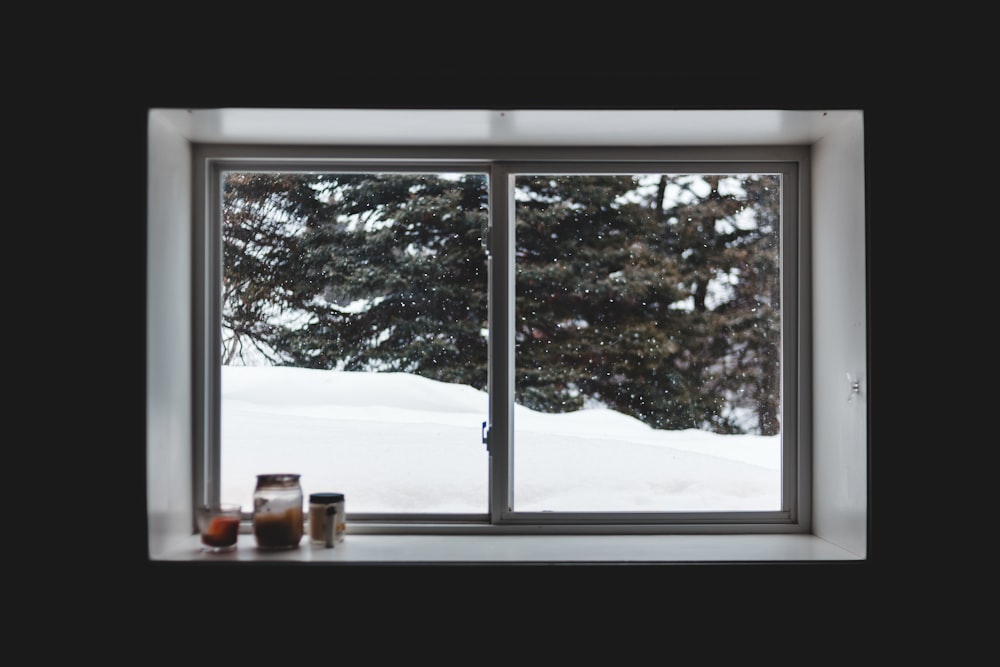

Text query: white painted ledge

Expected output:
[156,532,862,564]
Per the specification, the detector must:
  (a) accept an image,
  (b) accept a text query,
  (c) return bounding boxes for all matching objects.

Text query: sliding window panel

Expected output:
[218,170,491,515]
[511,170,783,513]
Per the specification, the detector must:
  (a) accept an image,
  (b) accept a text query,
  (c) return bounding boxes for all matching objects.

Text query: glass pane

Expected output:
[513,173,781,512]
[220,172,490,514]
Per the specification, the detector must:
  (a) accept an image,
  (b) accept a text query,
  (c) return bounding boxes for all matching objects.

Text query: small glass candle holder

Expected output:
[196,503,242,553]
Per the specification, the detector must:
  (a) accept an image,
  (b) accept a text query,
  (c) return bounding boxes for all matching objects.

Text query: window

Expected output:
[148,108,867,561]
[195,146,805,533]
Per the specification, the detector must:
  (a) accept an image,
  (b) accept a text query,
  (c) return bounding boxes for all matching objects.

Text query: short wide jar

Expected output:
[253,473,304,549]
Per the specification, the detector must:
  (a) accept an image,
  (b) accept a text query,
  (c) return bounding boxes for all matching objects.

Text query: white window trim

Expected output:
[147,108,868,562]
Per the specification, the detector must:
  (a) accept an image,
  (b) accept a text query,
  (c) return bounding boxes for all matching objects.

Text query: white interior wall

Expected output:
[810,113,868,556]
[146,111,195,557]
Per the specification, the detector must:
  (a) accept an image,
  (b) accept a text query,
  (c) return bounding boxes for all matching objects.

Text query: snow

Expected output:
[221,366,781,514]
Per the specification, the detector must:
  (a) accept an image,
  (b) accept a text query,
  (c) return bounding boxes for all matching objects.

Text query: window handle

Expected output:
[482,421,491,454]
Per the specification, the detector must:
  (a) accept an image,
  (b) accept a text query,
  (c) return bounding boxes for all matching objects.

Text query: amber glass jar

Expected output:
[252,474,304,549]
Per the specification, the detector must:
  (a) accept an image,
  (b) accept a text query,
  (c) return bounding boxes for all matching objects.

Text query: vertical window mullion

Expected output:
[488,164,515,521]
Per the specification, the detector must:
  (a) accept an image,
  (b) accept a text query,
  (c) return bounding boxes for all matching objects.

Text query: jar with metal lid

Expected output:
[309,493,346,548]
[252,473,304,549]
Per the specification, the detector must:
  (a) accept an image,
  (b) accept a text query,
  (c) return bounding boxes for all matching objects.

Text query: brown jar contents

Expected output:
[202,516,241,548]
[253,507,304,548]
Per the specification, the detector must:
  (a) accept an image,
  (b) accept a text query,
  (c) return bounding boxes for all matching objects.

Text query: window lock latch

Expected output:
[481,421,491,454]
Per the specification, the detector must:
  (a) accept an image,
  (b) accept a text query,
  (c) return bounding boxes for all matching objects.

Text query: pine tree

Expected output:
[514,174,688,421]
[513,172,780,433]
[652,173,781,434]
[226,172,491,389]
[222,173,325,365]
[221,169,780,435]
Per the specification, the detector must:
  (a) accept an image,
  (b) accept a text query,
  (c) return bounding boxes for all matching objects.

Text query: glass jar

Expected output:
[309,493,346,548]
[252,473,304,549]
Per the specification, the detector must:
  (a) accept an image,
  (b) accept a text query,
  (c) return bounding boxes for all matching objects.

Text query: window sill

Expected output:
[157,532,863,564]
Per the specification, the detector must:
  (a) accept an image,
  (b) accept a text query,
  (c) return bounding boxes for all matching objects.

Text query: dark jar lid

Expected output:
[309,493,345,504]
